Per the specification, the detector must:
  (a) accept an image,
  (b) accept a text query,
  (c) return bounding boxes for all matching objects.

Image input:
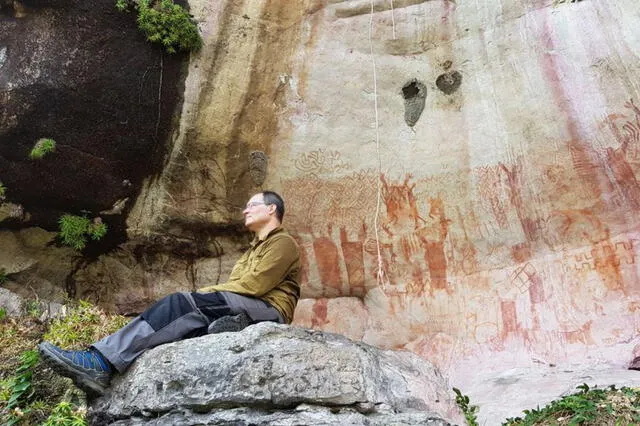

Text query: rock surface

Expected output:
[88,322,463,425]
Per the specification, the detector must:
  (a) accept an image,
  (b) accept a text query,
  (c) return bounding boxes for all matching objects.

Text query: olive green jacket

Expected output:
[198,227,301,323]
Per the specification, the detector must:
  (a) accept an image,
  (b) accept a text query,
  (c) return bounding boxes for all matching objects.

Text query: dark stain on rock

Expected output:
[249,150,268,186]
[402,79,427,127]
[436,71,462,95]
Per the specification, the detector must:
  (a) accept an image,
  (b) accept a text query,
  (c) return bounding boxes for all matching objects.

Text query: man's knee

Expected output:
[141,292,195,331]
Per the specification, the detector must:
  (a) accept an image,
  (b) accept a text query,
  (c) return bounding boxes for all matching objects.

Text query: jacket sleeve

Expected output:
[198,236,298,297]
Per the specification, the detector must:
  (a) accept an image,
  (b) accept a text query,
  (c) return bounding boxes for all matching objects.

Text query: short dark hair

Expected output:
[262,191,285,223]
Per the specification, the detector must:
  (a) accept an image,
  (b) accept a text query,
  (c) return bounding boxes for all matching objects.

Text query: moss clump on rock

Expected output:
[116,0,202,54]
[29,138,56,160]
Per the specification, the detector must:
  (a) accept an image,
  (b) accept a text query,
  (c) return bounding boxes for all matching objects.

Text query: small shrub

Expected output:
[29,138,56,160]
[116,0,202,53]
[58,215,108,250]
[44,300,129,350]
[453,387,479,426]
[504,384,640,425]
[0,308,6,321]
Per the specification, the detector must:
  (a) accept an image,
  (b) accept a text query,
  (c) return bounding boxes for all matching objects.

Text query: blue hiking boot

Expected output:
[38,342,112,396]
[207,312,252,334]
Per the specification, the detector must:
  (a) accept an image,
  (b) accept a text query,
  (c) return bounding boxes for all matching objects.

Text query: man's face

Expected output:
[243,193,273,230]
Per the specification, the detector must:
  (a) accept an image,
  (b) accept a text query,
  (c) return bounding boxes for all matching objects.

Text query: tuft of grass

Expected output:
[29,138,56,160]
[454,387,479,426]
[43,300,129,350]
[503,383,640,425]
[58,215,108,251]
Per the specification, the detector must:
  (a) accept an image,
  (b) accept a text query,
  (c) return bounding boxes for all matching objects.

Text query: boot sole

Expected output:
[208,313,251,334]
[38,342,107,396]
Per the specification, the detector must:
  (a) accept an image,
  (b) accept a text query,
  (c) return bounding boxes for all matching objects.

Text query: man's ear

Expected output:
[267,204,277,216]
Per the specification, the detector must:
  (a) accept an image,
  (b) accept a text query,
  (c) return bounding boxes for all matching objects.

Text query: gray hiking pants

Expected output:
[93,291,284,372]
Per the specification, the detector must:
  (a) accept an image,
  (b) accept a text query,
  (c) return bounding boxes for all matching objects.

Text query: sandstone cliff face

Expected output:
[122,0,640,380]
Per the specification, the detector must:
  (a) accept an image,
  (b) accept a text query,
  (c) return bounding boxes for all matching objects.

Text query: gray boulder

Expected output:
[89,323,463,425]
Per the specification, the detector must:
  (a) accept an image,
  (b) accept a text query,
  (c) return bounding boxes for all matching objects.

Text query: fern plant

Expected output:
[58,215,108,250]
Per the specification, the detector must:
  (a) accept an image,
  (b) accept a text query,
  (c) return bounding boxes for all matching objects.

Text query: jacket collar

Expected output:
[250,226,284,247]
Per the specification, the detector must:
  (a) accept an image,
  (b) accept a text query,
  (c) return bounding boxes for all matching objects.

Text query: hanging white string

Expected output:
[369,0,386,288]
[390,0,396,39]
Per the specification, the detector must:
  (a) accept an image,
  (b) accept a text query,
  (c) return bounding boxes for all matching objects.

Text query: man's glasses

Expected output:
[245,202,269,209]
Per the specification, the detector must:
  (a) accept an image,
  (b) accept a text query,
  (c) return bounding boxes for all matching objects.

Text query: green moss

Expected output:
[58,215,108,250]
[29,138,56,160]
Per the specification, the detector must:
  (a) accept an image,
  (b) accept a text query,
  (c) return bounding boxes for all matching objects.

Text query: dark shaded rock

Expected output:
[88,323,464,425]
[0,0,187,248]
[630,356,640,371]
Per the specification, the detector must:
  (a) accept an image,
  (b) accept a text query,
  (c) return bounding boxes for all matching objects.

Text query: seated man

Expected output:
[39,191,300,395]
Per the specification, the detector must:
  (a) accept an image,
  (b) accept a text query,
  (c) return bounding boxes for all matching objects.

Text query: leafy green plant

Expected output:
[504,384,640,425]
[0,182,6,200]
[44,300,129,350]
[453,387,479,426]
[115,0,202,53]
[0,268,8,285]
[41,401,87,426]
[58,215,108,250]
[1,350,40,425]
[29,138,56,160]
[0,308,6,321]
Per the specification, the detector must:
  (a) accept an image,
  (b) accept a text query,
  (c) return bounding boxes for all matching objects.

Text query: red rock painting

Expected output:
[340,226,366,297]
[312,236,342,293]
